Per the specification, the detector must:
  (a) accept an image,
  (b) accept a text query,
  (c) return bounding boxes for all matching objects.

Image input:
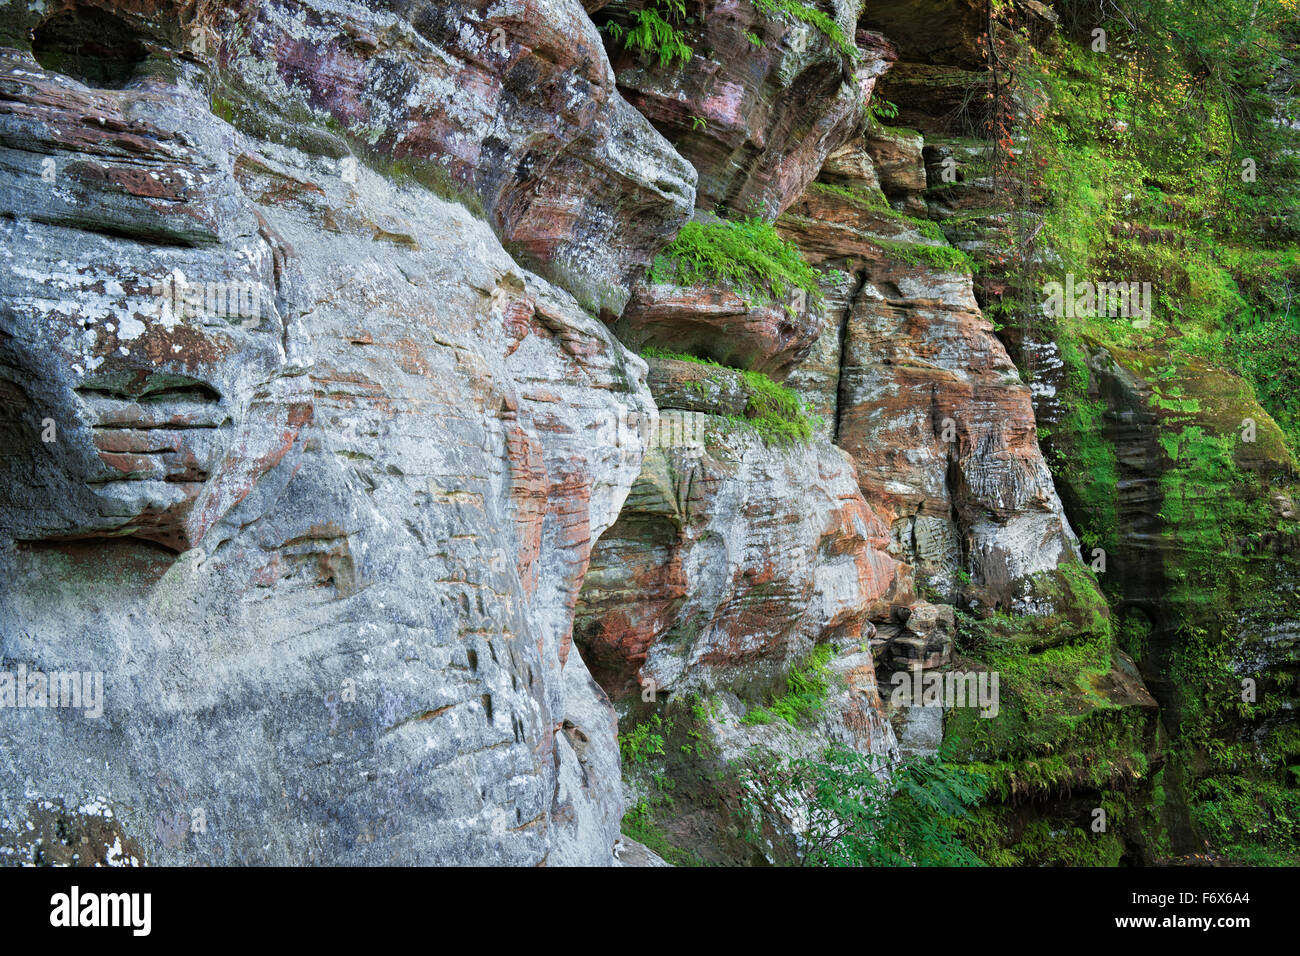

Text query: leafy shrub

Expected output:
[741,743,988,866]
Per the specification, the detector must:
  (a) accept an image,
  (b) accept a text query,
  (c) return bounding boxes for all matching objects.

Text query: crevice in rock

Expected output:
[31,7,151,89]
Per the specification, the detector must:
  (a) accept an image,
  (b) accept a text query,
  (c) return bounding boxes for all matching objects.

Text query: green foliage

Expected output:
[1024,6,1300,859]
[1232,275,1300,447]
[741,744,988,866]
[953,607,1012,657]
[209,93,236,123]
[1028,5,1300,371]
[808,180,889,210]
[752,0,857,59]
[604,0,692,68]
[1116,611,1152,662]
[621,799,707,866]
[640,347,821,446]
[869,98,899,121]
[875,236,974,273]
[1192,774,1300,860]
[750,644,835,726]
[619,713,669,765]
[955,795,1134,867]
[649,217,824,311]
[616,695,738,864]
[739,367,820,446]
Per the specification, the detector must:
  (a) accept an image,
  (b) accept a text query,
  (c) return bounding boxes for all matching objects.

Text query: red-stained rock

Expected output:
[0,14,659,865]
[170,0,696,318]
[778,138,1081,611]
[598,1,884,218]
[574,417,909,700]
[778,178,947,264]
[643,355,754,417]
[0,48,311,553]
[612,279,821,379]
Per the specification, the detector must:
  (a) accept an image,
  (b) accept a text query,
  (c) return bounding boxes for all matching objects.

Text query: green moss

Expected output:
[752,0,857,59]
[808,180,889,210]
[903,1,1300,865]
[649,217,824,312]
[956,799,1131,867]
[873,236,974,273]
[621,800,707,866]
[641,347,821,446]
[941,555,1172,864]
[1049,353,1119,558]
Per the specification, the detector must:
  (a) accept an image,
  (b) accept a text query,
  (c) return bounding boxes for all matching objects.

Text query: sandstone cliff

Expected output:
[1,0,1295,867]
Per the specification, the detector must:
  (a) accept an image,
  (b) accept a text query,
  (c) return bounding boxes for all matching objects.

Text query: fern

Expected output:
[751,0,857,60]
[740,743,988,866]
[605,1,692,68]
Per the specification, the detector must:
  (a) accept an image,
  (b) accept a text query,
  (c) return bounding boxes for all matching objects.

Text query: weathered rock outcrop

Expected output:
[859,0,1300,865]
[5,0,1292,871]
[1060,341,1299,724]
[616,637,899,866]
[597,1,884,218]
[3,0,698,319]
[574,415,903,701]
[613,277,821,380]
[777,139,1082,612]
[0,3,663,865]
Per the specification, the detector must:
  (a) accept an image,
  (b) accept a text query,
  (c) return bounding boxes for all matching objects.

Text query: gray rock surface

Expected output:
[0,22,655,864]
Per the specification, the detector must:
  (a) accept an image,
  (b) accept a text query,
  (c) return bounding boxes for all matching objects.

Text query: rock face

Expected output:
[613,278,822,380]
[0,56,311,553]
[5,0,1290,870]
[60,0,698,320]
[623,638,900,866]
[1064,341,1299,723]
[859,0,1300,866]
[574,416,903,702]
[863,122,927,215]
[778,143,1082,612]
[597,0,880,218]
[0,5,661,865]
